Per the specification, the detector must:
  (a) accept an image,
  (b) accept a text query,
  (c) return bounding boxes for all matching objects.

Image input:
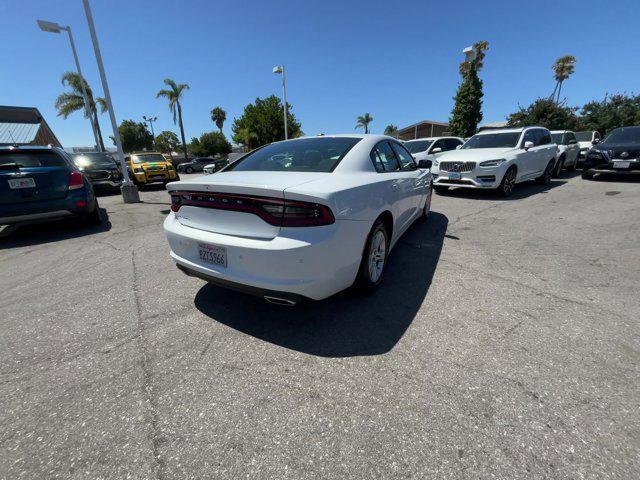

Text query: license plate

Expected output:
[151,175,165,180]
[198,243,227,268]
[613,160,630,169]
[448,172,462,180]
[8,178,35,189]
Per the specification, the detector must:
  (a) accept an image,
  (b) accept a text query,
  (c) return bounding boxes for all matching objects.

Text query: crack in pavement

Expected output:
[130,249,166,480]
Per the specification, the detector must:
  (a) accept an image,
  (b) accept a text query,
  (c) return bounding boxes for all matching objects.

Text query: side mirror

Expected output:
[418,159,432,169]
[523,141,534,150]
[455,145,462,150]
[592,138,600,145]
[431,147,442,154]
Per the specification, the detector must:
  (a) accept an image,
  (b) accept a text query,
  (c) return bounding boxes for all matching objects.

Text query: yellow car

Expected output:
[125,152,179,186]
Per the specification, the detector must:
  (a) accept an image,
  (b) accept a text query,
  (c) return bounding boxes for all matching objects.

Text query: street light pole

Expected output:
[273,65,288,140]
[82,0,139,203]
[143,115,157,138]
[37,20,101,151]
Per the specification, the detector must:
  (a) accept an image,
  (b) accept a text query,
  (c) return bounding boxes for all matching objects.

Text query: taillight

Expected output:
[169,191,334,227]
[69,171,84,190]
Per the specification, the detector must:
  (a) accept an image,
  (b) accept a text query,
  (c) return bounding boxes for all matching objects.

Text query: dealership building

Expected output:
[0,105,62,147]
[395,119,450,140]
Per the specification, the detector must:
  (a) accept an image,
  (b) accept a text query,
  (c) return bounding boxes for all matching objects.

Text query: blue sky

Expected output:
[2,0,639,147]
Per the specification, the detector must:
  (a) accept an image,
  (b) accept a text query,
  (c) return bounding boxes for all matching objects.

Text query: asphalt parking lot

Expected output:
[1,172,639,479]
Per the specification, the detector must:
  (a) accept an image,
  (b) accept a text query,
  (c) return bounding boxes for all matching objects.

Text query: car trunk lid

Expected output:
[168,171,327,239]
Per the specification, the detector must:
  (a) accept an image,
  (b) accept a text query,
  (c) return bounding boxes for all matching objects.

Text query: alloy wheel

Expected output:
[502,169,516,195]
[368,230,387,283]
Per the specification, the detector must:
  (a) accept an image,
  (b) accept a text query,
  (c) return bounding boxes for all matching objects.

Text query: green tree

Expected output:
[154,131,180,159]
[577,93,640,136]
[506,98,578,130]
[210,107,227,133]
[449,41,489,137]
[189,131,232,157]
[113,120,153,153]
[54,71,107,151]
[384,124,398,136]
[355,113,373,134]
[231,95,301,148]
[156,78,190,160]
[551,55,577,103]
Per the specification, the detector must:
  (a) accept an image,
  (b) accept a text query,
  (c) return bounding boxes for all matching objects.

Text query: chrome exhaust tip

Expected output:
[263,296,297,307]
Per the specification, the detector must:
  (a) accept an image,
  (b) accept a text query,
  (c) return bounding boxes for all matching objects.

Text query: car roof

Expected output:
[404,136,456,142]
[550,130,573,134]
[475,126,547,135]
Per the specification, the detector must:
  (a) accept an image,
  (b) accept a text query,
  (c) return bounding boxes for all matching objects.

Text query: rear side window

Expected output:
[370,142,400,172]
[536,130,552,145]
[444,138,462,150]
[0,151,68,167]
[390,142,416,171]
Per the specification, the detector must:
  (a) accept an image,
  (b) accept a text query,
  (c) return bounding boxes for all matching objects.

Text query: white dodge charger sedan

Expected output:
[164,135,433,305]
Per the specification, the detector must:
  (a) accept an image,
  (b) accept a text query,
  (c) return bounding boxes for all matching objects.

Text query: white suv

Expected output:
[403,136,464,162]
[574,131,601,167]
[432,127,559,197]
[550,130,580,175]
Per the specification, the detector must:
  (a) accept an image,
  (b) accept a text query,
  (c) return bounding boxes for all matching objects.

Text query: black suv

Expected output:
[583,126,640,179]
[70,152,123,191]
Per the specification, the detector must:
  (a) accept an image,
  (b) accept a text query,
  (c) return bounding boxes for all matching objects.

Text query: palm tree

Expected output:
[236,128,258,152]
[156,78,190,160]
[551,55,577,103]
[210,107,226,133]
[54,71,106,151]
[355,113,373,134]
[384,124,398,136]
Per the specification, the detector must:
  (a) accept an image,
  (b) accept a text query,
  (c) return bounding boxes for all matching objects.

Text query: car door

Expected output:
[370,142,405,237]
[391,141,429,224]
[519,129,538,177]
[565,132,579,166]
[536,129,555,172]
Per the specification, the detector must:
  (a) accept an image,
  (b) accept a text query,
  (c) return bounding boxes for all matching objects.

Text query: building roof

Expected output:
[0,106,62,147]
[397,119,449,133]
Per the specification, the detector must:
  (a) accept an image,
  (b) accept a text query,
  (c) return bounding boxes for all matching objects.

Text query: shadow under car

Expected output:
[193,211,448,358]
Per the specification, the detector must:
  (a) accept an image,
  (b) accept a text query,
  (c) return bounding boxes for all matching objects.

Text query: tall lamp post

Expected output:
[143,115,157,138]
[272,65,288,140]
[82,0,139,203]
[37,19,101,152]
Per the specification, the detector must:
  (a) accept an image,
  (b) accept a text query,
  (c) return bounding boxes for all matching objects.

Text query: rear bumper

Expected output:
[163,213,368,301]
[584,160,640,176]
[0,190,95,225]
[91,179,122,188]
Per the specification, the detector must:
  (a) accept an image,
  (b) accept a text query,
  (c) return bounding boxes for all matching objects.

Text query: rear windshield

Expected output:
[462,132,521,149]
[131,154,166,164]
[404,140,433,154]
[226,137,361,172]
[0,151,68,168]
[71,153,116,167]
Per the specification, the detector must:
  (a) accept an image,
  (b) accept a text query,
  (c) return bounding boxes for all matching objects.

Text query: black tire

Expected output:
[356,219,389,292]
[553,155,565,178]
[433,185,449,194]
[421,187,433,219]
[497,167,517,197]
[535,160,554,185]
[581,169,594,180]
[83,201,102,226]
[185,167,194,174]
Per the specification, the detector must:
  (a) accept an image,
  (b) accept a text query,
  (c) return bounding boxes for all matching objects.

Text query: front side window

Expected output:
[463,132,521,149]
[566,132,576,144]
[370,142,400,172]
[391,143,416,170]
[444,138,463,151]
[520,130,536,147]
[226,137,361,172]
[537,130,552,145]
[430,140,446,152]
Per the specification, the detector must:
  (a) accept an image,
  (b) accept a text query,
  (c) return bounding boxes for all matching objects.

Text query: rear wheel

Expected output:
[536,160,554,185]
[83,200,102,226]
[582,169,594,180]
[553,155,565,177]
[434,185,449,194]
[185,166,194,174]
[421,187,433,219]
[497,167,517,197]
[356,220,389,292]
[566,155,577,172]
